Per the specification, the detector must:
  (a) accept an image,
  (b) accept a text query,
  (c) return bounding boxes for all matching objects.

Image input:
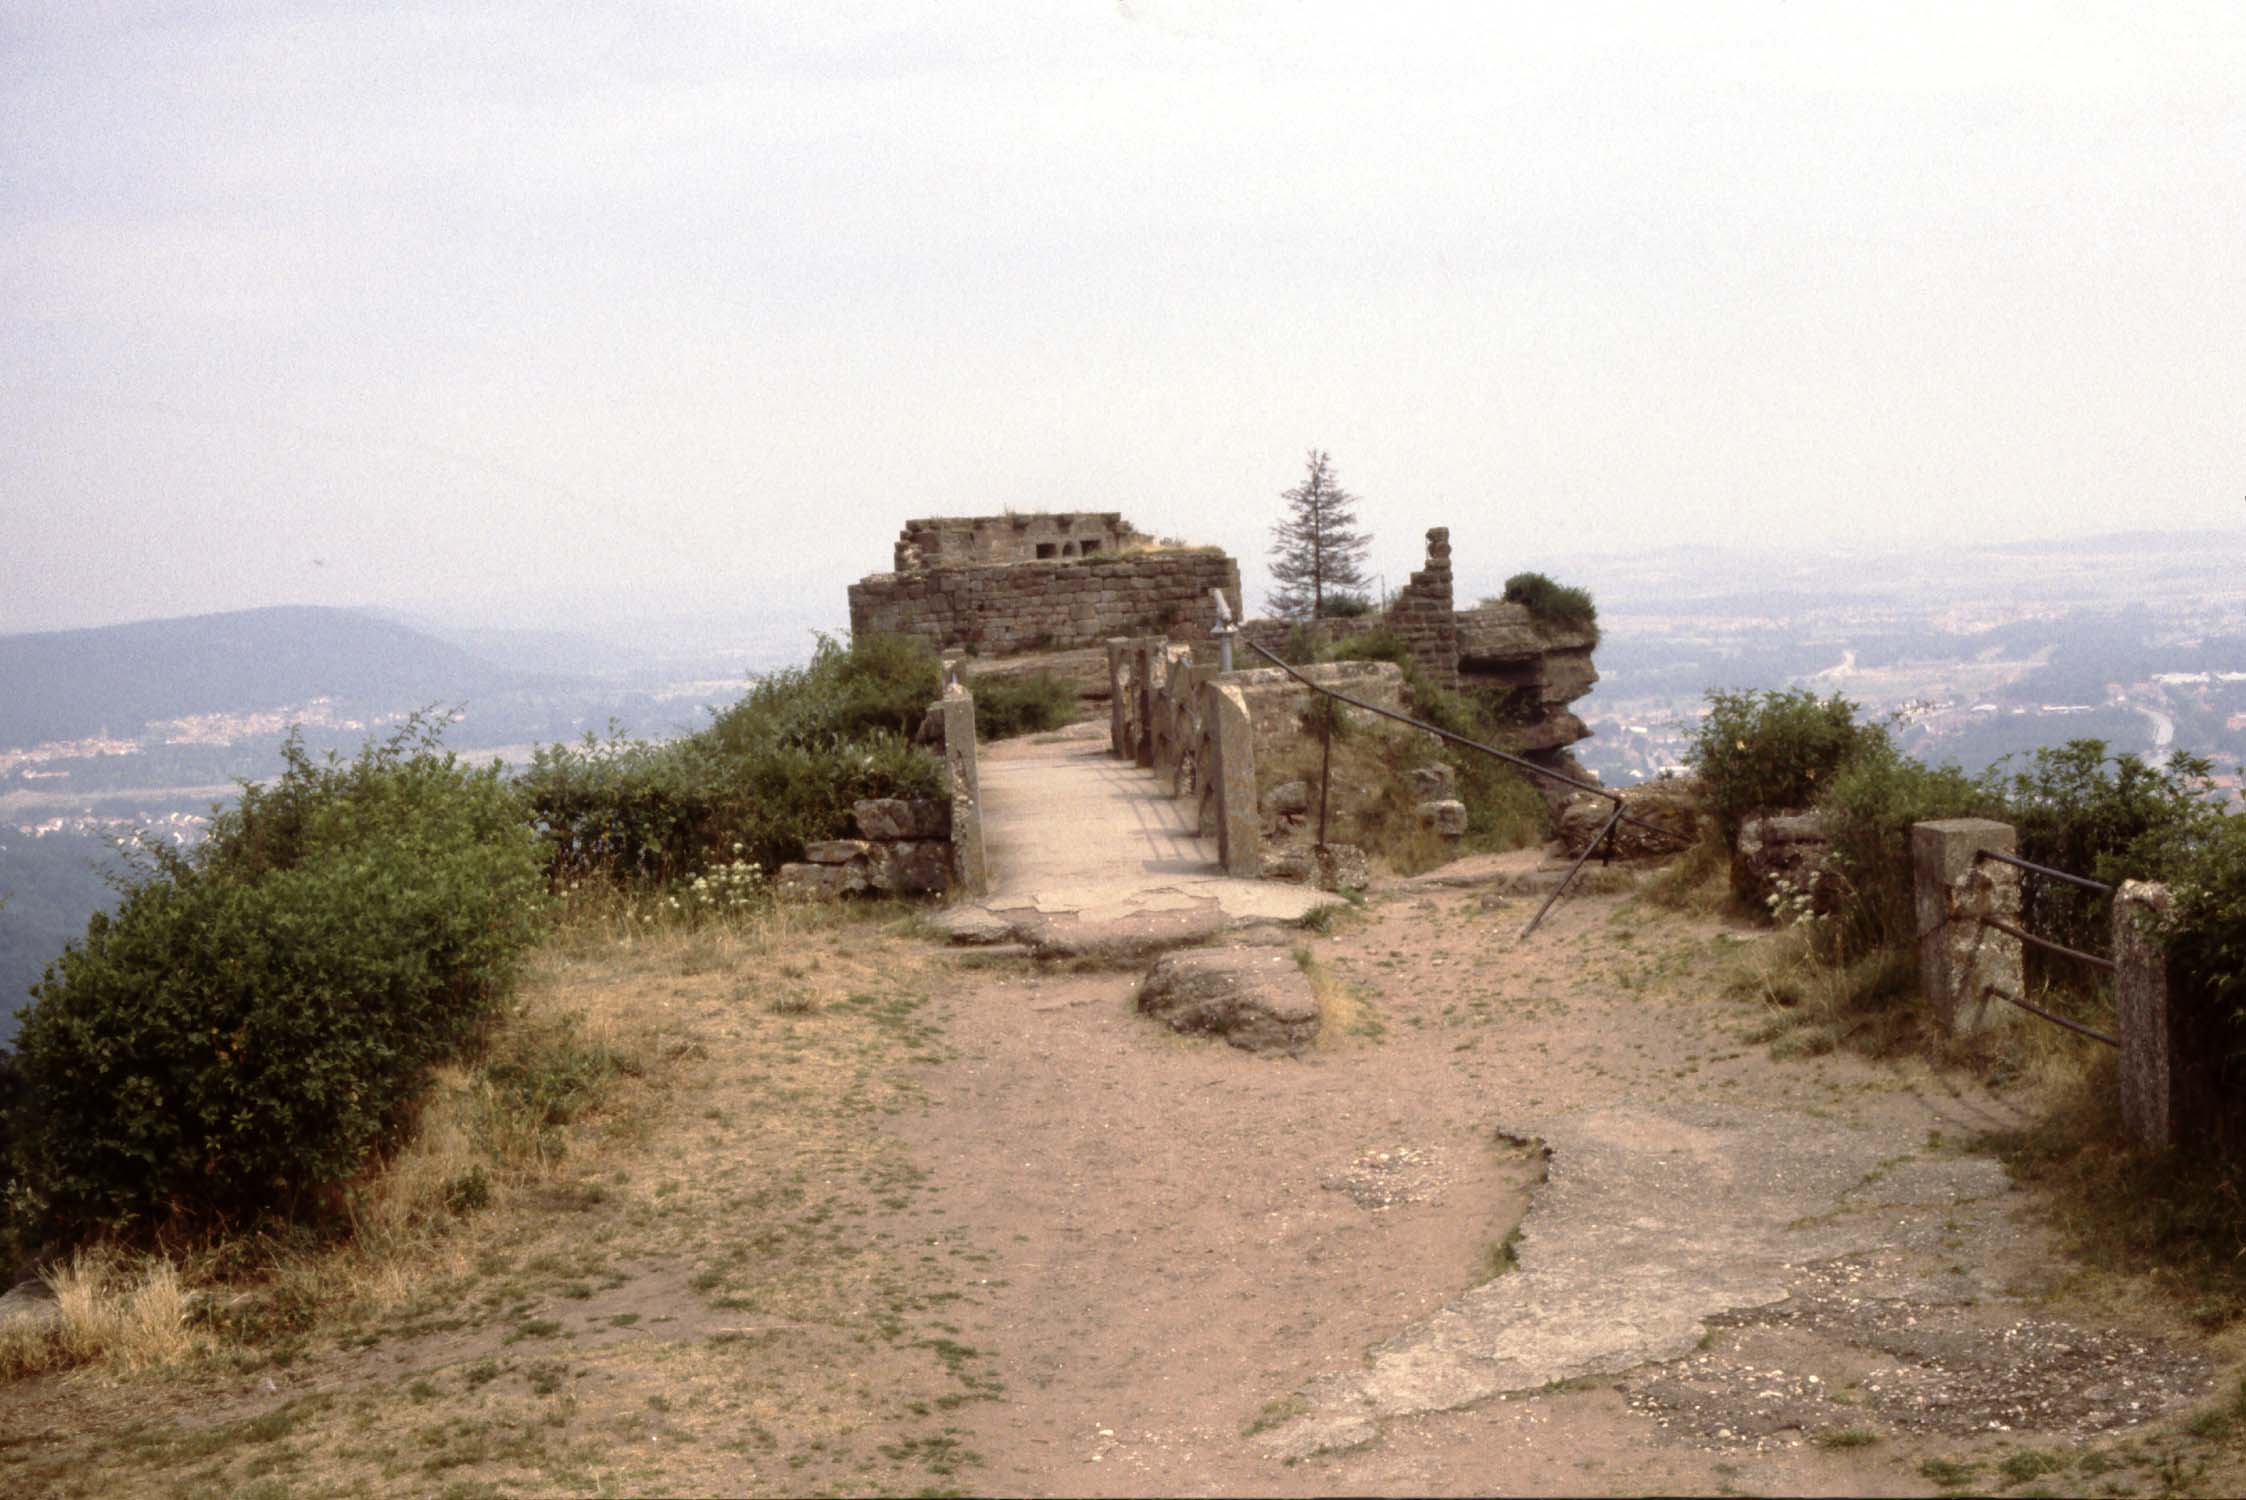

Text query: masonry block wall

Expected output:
[892,512,1140,571]
[1388,526,1459,689]
[850,548,1244,657]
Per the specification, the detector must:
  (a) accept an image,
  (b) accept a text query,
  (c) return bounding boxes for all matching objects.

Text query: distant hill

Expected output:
[0,606,538,749]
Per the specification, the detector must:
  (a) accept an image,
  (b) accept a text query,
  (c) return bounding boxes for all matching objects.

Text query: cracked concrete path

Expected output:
[942,720,1335,949]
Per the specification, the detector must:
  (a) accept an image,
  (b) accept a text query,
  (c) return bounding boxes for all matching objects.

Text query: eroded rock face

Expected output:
[1135,948,1320,1055]
[1558,781,1703,860]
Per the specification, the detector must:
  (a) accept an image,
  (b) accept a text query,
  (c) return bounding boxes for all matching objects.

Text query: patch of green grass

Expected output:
[1480,1227,1524,1281]
[1241,1394,1310,1437]
[1812,1426,1879,1450]
[1919,1456,1982,1488]
[1995,1448,2071,1484]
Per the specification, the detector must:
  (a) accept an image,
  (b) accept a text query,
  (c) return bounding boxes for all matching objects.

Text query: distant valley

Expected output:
[0,603,826,1048]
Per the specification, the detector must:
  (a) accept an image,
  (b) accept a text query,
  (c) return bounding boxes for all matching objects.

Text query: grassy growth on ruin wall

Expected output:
[520,633,944,884]
[969,671,1079,741]
[1497,571,1598,635]
[1259,630,1547,871]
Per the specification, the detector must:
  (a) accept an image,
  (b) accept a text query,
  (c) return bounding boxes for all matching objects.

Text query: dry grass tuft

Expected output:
[1,895,905,1384]
[1296,947,1383,1045]
[1,1247,212,1378]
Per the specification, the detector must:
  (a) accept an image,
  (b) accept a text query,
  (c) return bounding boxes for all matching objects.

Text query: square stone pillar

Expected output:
[1911,818,2024,1035]
[1208,682,1261,877]
[1105,638,1132,760]
[1133,638,1158,768]
[934,690,987,897]
[2115,880,2180,1153]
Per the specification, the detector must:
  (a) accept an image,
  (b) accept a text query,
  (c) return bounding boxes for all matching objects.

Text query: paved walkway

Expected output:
[938,720,1332,948]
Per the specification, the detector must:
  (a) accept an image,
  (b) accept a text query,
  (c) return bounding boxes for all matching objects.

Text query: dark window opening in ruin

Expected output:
[1036,542,1058,559]
[1080,540,1102,556]
[1062,541,1079,557]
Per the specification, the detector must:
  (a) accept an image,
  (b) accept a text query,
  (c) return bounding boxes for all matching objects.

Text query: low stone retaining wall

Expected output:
[777,685,987,900]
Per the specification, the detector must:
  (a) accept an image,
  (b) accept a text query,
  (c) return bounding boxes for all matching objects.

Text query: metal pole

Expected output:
[1522,800,1624,941]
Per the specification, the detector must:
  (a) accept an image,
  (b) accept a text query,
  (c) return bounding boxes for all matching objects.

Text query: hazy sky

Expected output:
[5,1,2242,635]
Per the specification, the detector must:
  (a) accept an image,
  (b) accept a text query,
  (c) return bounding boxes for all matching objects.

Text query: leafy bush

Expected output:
[1319,590,1375,619]
[1688,689,1888,846]
[1499,572,1598,633]
[971,671,1079,741]
[519,633,944,886]
[1819,744,1995,952]
[6,721,544,1242]
[1397,665,1548,851]
[703,633,938,755]
[1321,630,1410,667]
[519,728,940,885]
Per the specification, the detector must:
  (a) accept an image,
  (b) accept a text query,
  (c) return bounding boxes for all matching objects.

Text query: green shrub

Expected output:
[7,721,544,1242]
[1499,572,1598,633]
[1820,745,1995,952]
[1320,630,1410,666]
[520,633,944,884]
[518,728,940,885]
[971,672,1079,741]
[1997,741,2224,968]
[1688,689,1887,847]
[1319,590,1375,619]
[702,632,938,755]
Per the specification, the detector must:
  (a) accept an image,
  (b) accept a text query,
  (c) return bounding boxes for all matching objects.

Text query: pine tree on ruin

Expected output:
[1265,448,1373,621]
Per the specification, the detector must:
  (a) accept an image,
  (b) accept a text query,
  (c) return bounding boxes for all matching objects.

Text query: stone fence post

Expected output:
[2115,881,2186,1153]
[934,688,987,898]
[1206,680,1259,877]
[1911,818,2024,1035]
[1105,638,1132,759]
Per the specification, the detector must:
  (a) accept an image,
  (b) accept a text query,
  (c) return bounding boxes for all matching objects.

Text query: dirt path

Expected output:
[6,867,2243,1497]
[906,876,2232,1495]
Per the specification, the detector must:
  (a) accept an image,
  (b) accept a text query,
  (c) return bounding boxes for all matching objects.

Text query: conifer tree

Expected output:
[1265,448,1372,621]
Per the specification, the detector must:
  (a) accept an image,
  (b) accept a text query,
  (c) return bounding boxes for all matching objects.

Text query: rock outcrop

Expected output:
[1136,948,1321,1055]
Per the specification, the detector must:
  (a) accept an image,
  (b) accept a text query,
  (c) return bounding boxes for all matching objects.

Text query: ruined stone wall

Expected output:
[849,552,1242,657]
[892,512,1138,571]
[1236,526,1595,759]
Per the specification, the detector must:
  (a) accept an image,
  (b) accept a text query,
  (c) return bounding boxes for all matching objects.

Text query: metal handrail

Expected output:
[1235,637,1691,938]
[1976,911,2119,973]
[1973,847,2116,897]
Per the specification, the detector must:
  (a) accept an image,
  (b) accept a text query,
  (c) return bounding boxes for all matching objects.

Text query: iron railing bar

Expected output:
[1975,912,2119,973]
[1973,848,2116,897]
[1985,985,2119,1047]
[1522,799,1625,941]
[1237,639,1691,848]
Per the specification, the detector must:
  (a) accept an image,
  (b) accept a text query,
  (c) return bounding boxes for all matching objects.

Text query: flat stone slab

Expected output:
[1256,1099,2199,1462]
[1136,947,1320,1054]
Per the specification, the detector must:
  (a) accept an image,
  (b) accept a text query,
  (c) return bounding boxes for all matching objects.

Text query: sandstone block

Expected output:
[1136,948,1320,1055]
[853,797,951,840]
[1263,779,1312,816]
[869,839,953,894]
[1418,798,1469,838]
[804,839,873,865]
[1405,763,1457,798]
[778,861,866,899]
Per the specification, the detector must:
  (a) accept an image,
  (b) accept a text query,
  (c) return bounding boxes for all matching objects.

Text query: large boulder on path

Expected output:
[1136,948,1321,1055]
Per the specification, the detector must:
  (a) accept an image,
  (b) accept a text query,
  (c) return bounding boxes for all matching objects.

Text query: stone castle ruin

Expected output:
[849,514,1244,659]
[846,513,1596,769]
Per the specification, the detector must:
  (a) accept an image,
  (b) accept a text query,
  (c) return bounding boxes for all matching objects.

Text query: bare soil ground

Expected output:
[6,866,2246,1497]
